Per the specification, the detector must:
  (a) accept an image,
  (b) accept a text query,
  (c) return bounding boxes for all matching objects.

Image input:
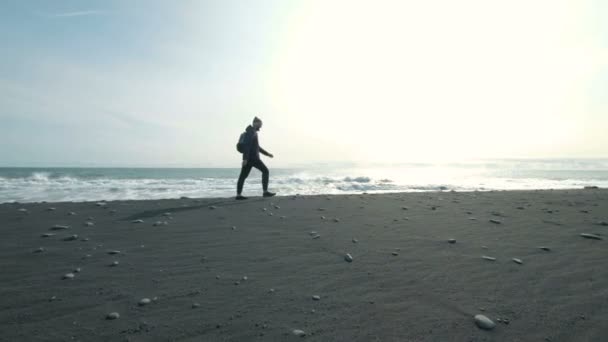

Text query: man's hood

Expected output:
[246,125,259,132]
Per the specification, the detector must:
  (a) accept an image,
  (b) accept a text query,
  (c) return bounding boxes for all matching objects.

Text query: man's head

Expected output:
[253,116,263,130]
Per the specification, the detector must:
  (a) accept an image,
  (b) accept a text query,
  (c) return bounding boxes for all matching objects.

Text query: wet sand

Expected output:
[0,189,607,341]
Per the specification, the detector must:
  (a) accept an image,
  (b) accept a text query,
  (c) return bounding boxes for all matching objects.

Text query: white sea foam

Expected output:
[0,161,607,203]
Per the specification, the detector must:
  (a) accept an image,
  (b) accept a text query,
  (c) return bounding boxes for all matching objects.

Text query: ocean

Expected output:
[1,159,607,203]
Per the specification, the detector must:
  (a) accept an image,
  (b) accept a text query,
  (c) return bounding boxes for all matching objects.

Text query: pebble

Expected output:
[110,261,119,267]
[231,226,237,230]
[74,267,81,273]
[292,329,306,337]
[33,247,45,253]
[63,273,75,280]
[162,212,172,217]
[132,219,144,223]
[242,275,248,281]
[312,234,321,239]
[68,212,77,216]
[333,218,340,223]
[209,206,217,210]
[274,205,280,209]
[539,246,551,251]
[51,225,70,230]
[489,219,502,224]
[153,221,168,226]
[392,252,399,256]
[269,288,275,293]
[138,298,151,306]
[280,216,286,219]
[84,222,95,227]
[18,208,28,213]
[474,314,496,330]
[106,312,120,320]
[95,202,106,207]
[107,250,121,255]
[345,253,353,262]
[312,295,321,301]
[352,238,358,243]
[402,206,409,210]
[41,233,55,237]
[448,239,456,244]
[580,233,602,240]
[512,258,523,265]
[598,221,608,226]
[321,216,326,220]
[63,235,78,241]
[83,254,92,259]
[47,207,56,211]
[192,303,201,308]
[482,256,496,261]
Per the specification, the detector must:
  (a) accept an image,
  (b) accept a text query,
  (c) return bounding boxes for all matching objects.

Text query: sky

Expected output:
[0,0,607,167]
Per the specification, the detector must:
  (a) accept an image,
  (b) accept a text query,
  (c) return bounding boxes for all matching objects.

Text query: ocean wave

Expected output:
[0,167,607,203]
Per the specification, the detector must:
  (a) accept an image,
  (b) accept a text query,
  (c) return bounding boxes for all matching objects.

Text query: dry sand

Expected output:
[0,189,607,341]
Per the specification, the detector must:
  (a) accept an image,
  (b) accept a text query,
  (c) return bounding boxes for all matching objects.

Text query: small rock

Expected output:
[74,267,81,273]
[18,208,28,213]
[132,219,144,224]
[49,296,57,301]
[321,216,326,220]
[489,219,502,224]
[209,205,217,210]
[580,233,602,240]
[162,212,172,217]
[138,298,151,306]
[84,221,95,227]
[83,254,92,259]
[63,273,75,280]
[47,207,56,211]
[344,253,353,262]
[538,246,551,251]
[269,288,275,293]
[312,295,321,301]
[33,247,45,253]
[597,221,608,226]
[391,252,399,256]
[192,303,201,308]
[482,256,496,261]
[474,314,496,330]
[402,207,408,210]
[51,225,70,230]
[68,212,77,216]
[512,258,523,265]
[110,261,119,267]
[312,234,321,239]
[242,276,248,281]
[333,218,340,223]
[448,239,456,244]
[106,312,120,320]
[95,202,106,207]
[107,250,121,255]
[63,235,78,241]
[293,329,306,337]
[41,233,55,237]
[352,238,358,243]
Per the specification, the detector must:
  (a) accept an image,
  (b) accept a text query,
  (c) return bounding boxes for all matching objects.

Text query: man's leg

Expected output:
[251,160,272,195]
[237,163,253,196]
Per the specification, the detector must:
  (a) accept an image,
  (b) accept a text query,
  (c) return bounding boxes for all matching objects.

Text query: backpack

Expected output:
[236,132,247,153]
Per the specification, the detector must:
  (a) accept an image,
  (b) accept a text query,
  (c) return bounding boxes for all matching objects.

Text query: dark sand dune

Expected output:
[1,190,607,341]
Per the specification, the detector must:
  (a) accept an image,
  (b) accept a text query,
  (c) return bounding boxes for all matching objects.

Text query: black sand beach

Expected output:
[1,189,607,341]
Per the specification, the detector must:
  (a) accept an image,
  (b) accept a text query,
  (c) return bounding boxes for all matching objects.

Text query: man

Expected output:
[236,116,276,200]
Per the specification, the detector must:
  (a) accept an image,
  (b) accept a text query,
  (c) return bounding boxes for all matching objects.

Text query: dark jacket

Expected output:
[242,125,270,161]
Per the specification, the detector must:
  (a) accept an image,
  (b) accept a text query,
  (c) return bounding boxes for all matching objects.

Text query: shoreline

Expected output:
[1,189,607,341]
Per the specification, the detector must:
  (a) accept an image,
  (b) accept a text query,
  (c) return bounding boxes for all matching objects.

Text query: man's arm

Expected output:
[259,147,271,157]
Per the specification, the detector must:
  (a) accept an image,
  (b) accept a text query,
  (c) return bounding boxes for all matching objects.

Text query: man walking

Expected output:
[236,116,276,200]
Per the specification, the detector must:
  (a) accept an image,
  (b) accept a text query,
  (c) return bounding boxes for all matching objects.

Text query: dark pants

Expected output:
[237,159,269,194]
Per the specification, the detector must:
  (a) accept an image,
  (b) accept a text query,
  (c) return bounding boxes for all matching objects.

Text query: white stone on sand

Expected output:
[345,253,353,262]
[63,273,75,280]
[474,314,496,330]
[106,312,120,320]
[512,258,523,265]
[580,233,602,240]
[139,298,151,306]
[292,329,306,337]
[312,295,321,301]
[132,219,144,223]
[482,256,496,261]
[51,225,70,230]
[489,219,502,224]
